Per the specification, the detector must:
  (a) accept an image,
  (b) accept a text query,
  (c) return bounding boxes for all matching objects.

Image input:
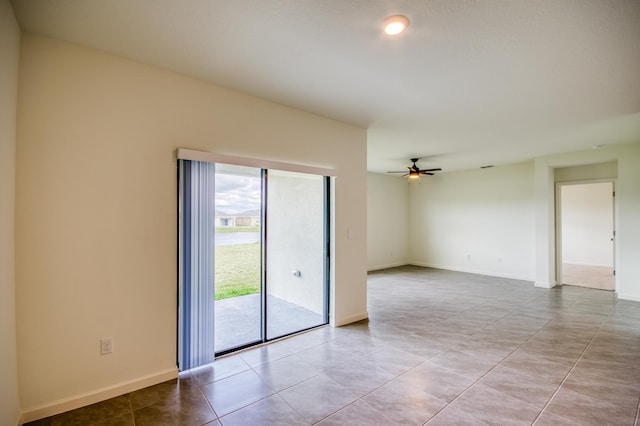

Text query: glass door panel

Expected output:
[181,160,329,363]
[266,170,328,339]
[214,164,262,353]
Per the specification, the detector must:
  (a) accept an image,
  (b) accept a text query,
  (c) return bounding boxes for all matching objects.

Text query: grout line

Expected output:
[423,286,612,424]
[211,272,627,426]
[530,307,610,424]
[422,315,558,425]
[128,396,136,426]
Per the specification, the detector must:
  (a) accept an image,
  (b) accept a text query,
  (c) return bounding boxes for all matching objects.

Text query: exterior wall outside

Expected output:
[215,215,258,227]
[266,170,325,313]
[216,216,236,227]
[235,216,258,226]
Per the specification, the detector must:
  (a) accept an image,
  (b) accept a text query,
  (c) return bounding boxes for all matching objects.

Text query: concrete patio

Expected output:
[214,293,325,352]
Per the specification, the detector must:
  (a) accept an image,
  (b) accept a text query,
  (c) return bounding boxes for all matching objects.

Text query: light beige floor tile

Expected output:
[278,373,358,424]
[363,375,447,425]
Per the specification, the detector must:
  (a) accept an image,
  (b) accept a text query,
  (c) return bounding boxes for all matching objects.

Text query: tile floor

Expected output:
[27,266,640,425]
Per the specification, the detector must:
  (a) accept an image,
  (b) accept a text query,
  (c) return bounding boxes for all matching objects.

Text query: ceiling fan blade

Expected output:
[390,162,441,175]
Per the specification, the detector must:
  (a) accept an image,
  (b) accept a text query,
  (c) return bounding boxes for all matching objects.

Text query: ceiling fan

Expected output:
[387,158,442,182]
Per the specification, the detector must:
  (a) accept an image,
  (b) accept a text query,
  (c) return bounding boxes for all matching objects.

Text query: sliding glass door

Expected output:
[213,164,263,353]
[179,158,330,368]
[266,170,329,339]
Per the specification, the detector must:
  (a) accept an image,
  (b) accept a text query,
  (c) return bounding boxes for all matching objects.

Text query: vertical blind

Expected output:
[179,160,216,370]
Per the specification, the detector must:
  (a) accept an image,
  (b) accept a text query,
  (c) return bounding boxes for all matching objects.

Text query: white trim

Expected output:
[561,261,614,268]
[555,178,617,292]
[177,148,336,176]
[333,311,369,327]
[367,262,409,272]
[535,281,557,289]
[409,261,534,282]
[20,368,178,424]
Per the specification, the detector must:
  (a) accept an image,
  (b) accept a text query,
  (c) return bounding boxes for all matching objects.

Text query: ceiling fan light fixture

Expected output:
[386,158,441,183]
[383,15,409,35]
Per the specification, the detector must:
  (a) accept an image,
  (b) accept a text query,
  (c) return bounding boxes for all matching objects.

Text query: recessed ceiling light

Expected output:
[383,15,409,35]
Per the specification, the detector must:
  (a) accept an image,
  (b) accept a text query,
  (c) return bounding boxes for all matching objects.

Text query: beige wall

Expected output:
[408,162,536,280]
[367,173,409,270]
[0,1,21,425]
[535,143,640,299]
[555,161,617,182]
[16,34,367,417]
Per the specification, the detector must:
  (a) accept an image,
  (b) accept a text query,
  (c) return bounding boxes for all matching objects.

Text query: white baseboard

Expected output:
[333,311,368,327]
[562,261,613,268]
[409,261,534,282]
[367,262,409,272]
[535,281,557,289]
[618,293,640,302]
[20,368,178,424]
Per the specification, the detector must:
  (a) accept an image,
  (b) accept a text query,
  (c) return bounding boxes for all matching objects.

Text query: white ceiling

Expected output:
[10,0,640,173]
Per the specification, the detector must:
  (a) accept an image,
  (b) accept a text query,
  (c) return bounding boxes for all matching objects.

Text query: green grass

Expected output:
[215,226,260,233]
[215,242,260,300]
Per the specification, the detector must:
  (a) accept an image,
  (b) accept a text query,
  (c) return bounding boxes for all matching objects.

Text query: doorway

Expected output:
[557,181,615,291]
[178,158,330,369]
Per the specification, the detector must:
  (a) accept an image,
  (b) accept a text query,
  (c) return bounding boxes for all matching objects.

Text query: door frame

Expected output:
[215,168,331,357]
[555,178,617,291]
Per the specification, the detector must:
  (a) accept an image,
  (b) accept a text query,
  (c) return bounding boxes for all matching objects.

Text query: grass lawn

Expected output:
[215,226,260,233]
[215,242,260,300]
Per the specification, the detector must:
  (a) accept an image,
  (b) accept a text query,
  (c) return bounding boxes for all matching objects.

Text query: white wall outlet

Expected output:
[100,337,113,355]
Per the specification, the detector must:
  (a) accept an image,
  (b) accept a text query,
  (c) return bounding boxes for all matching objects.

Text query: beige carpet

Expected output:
[562,263,614,291]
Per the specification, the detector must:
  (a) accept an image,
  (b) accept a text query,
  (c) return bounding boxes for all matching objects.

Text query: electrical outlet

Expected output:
[101,337,113,355]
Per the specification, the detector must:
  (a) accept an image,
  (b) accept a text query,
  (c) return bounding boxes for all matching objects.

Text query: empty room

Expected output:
[2,1,640,425]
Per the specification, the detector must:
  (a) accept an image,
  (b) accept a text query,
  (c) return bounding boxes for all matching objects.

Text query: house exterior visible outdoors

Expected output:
[215,209,260,227]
